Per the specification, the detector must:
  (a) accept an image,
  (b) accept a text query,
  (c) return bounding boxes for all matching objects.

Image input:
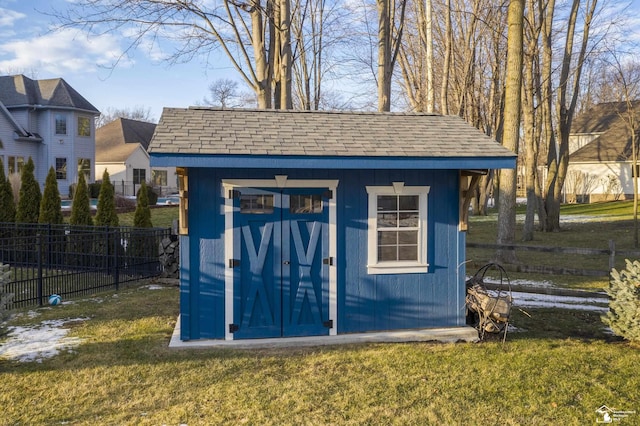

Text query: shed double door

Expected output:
[233,188,330,339]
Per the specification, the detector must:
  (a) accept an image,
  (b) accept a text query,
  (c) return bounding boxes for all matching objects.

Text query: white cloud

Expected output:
[0,7,25,27]
[0,28,131,75]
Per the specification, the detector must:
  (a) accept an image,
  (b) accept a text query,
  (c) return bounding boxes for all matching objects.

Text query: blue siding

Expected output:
[181,167,465,339]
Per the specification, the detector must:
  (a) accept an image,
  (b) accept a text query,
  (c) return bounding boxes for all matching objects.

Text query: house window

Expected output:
[366,183,430,274]
[8,156,25,175]
[77,158,91,180]
[152,169,167,186]
[77,116,91,137]
[133,168,146,185]
[55,158,67,180]
[55,114,67,135]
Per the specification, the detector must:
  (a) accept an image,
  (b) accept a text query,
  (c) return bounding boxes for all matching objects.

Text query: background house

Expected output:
[567,101,640,203]
[0,74,99,197]
[149,108,516,343]
[96,117,177,196]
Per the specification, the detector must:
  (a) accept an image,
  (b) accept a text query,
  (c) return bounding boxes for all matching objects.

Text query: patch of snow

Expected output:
[146,285,164,290]
[511,291,608,312]
[481,276,555,288]
[0,318,88,363]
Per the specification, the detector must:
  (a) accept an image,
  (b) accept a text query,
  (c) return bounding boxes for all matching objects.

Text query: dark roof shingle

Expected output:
[149,107,514,159]
[96,118,156,162]
[0,75,99,113]
[570,101,640,162]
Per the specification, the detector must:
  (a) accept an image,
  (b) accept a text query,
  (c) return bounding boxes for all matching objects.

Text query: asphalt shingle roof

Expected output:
[149,107,514,159]
[96,118,156,163]
[0,75,99,113]
[570,101,640,162]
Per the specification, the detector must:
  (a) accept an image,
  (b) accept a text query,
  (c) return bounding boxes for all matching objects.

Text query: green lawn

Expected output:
[467,201,640,291]
[118,205,179,229]
[1,283,638,425]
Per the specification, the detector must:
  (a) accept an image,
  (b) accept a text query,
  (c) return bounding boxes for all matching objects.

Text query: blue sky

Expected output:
[2,0,640,121]
[0,0,238,121]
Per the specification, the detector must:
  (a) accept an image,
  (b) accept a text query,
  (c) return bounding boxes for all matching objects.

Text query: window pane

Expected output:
[397,230,417,245]
[55,114,67,135]
[377,212,397,227]
[290,194,322,213]
[16,157,24,174]
[8,156,15,174]
[240,195,274,214]
[152,170,167,186]
[377,195,397,211]
[378,230,397,245]
[398,245,418,261]
[77,116,91,137]
[77,158,91,180]
[398,212,419,227]
[55,158,67,180]
[398,195,419,210]
[133,168,146,184]
[378,246,397,262]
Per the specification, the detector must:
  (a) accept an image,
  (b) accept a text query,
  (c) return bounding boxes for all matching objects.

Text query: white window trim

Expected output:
[222,176,339,339]
[366,183,430,275]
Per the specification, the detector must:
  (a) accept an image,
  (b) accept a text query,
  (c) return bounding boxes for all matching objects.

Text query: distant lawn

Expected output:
[118,205,179,229]
[467,200,639,291]
[1,284,638,424]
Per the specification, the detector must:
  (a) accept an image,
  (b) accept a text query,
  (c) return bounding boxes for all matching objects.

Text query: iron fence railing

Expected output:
[0,223,171,309]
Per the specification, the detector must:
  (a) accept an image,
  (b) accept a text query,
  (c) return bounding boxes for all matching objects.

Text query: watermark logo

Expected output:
[596,405,636,423]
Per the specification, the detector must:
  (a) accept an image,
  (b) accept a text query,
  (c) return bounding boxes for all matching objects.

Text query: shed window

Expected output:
[366,184,429,274]
[290,194,322,213]
[240,194,274,214]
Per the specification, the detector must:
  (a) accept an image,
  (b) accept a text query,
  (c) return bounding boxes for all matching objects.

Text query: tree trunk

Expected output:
[440,0,452,115]
[279,0,293,109]
[425,0,434,113]
[496,0,524,263]
[542,0,597,231]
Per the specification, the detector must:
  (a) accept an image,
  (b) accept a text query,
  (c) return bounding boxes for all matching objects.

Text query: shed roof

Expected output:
[149,108,516,170]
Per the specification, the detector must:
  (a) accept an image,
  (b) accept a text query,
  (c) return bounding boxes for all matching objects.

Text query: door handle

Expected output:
[283,261,291,265]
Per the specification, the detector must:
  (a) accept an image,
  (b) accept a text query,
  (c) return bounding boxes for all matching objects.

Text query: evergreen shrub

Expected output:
[603,259,640,342]
[15,157,41,223]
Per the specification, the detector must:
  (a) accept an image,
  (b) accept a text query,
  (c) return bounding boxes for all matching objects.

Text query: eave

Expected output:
[150,153,517,170]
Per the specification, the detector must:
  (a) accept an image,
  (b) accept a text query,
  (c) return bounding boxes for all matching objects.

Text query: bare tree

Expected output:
[96,106,155,128]
[541,0,598,232]
[201,78,255,108]
[53,0,295,109]
[496,0,524,263]
[377,0,407,111]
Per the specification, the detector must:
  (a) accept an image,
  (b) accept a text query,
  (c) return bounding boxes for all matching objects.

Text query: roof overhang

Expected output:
[150,153,516,170]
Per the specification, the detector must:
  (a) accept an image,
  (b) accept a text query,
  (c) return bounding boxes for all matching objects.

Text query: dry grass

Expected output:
[1,284,639,425]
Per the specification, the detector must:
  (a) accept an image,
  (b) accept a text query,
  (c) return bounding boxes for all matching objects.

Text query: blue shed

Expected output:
[149,108,516,342]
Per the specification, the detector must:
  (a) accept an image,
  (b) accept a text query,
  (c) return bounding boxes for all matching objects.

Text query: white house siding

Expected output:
[95,162,127,183]
[566,162,635,202]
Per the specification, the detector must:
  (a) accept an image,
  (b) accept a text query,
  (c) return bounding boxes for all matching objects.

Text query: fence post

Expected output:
[609,240,616,272]
[113,228,120,291]
[37,234,43,306]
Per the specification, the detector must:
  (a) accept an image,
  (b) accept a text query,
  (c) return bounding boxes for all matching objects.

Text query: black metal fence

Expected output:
[0,223,171,309]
